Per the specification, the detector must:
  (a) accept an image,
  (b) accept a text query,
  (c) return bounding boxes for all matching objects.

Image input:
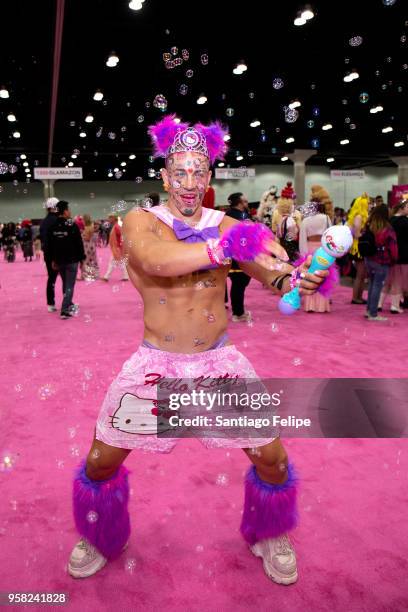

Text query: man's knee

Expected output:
[85,449,118,481]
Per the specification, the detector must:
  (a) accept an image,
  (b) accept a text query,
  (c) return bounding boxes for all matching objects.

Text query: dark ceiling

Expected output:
[0,0,407,183]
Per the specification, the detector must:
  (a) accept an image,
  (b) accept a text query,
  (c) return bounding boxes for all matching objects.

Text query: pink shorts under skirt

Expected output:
[95,344,278,453]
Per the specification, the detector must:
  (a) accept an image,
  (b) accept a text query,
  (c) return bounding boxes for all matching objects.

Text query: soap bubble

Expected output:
[153,94,168,111]
[312,106,320,117]
[284,107,299,123]
[249,92,255,99]
[311,138,320,148]
[170,46,178,56]
[186,69,194,78]
[112,285,120,293]
[200,54,209,65]
[111,200,127,213]
[196,545,204,552]
[83,314,92,323]
[124,558,137,574]
[292,357,303,366]
[270,323,279,333]
[272,78,284,89]
[163,52,171,62]
[359,92,369,103]
[137,115,144,123]
[86,511,98,523]
[38,384,56,400]
[216,473,229,486]
[8,164,17,174]
[0,162,8,174]
[382,0,396,5]
[114,171,122,179]
[165,60,175,69]
[0,451,17,473]
[148,168,156,178]
[307,120,314,128]
[179,84,188,95]
[108,132,116,140]
[226,108,234,117]
[349,36,363,47]
[181,49,189,60]
[15,384,23,392]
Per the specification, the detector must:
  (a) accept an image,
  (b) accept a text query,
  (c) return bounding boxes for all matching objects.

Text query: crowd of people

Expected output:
[1,184,407,322]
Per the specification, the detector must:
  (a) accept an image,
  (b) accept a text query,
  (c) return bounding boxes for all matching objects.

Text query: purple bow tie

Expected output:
[172,218,219,243]
[172,218,220,270]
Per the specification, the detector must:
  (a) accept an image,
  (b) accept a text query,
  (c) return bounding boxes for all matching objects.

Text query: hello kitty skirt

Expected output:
[95,344,278,453]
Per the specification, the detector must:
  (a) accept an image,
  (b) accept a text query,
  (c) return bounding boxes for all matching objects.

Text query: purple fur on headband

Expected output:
[148,114,188,159]
[293,253,340,297]
[194,121,229,164]
[240,463,299,545]
[72,460,130,559]
[221,222,275,261]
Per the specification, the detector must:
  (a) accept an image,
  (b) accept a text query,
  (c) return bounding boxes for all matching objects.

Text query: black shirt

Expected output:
[40,212,58,254]
[391,216,408,264]
[47,217,85,265]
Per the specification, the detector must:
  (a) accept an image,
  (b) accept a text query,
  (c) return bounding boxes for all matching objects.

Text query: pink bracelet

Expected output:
[206,238,231,266]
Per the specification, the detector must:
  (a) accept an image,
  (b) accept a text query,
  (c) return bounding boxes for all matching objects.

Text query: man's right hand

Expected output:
[51,261,59,271]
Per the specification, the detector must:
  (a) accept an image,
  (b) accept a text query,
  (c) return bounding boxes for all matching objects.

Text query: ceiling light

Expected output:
[71,154,78,159]
[340,139,350,145]
[301,6,314,20]
[12,131,20,139]
[108,171,113,177]
[129,154,136,159]
[0,86,9,98]
[236,155,243,161]
[286,137,295,143]
[68,161,74,167]
[174,118,181,124]
[24,168,30,173]
[197,94,207,105]
[7,113,16,122]
[114,167,119,172]
[382,126,393,133]
[281,156,288,161]
[375,105,383,112]
[350,70,359,80]
[250,120,261,127]
[327,157,335,163]
[79,131,86,138]
[106,52,119,68]
[120,161,127,167]
[370,105,384,113]
[23,161,28,167]
[223,134,231,142]
[294,12,307,26]
[343,74,353,82]
[129,0,144,10]
[394,141,404,147]
[218,162,225,167]
[85,114,94,123]
[27,173,31,178]
[93,90,103,101]
[288,100,301,109]
[20,154,27,159]
[322,123,333,130]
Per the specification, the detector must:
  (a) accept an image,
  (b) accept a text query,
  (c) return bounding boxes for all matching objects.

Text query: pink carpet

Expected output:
[1,248,407,612]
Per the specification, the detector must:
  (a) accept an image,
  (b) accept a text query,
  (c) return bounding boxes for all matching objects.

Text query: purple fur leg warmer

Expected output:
[221,222,275,262]
[240,463,299,545]
[73,460,130,559]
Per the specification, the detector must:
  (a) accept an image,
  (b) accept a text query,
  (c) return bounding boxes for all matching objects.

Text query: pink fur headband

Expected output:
[148,114,228,164]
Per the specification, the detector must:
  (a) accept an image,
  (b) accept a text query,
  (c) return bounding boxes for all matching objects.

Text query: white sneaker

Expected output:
[232,311,252,323]
[250,534,298,585]
[47,305,57,313]
[390,306,404,314]
[68,539,107,578]
[367,315,388,322]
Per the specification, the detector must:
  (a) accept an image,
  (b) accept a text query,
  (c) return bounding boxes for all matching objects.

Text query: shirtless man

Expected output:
[69,116,327,585]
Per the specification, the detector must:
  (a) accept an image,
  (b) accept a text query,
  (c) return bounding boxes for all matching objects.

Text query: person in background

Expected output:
[375,195,384,207]
[47,200,85,320]
[257,186,278,228]
[299,200,332,312]
[271,183,301,262]
[347,193,369,305]
[40,197,60,312]
[102,214,129,282]
[378,197,408,314]
[20,220,34,262]
[81,214,100,281]
[3,222,16,262]
[225,192,252,322]
[334,207,346,225]
[146,192,161,207]
[202,184,215,209]
[364,204,398,322]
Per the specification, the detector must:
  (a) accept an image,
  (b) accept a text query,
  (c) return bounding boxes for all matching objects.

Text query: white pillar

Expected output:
[390,156,408,185]
[287,149,317,205]
[41,180,56,199]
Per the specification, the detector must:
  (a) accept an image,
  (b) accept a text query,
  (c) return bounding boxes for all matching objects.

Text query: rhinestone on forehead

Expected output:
[167,127,209,158]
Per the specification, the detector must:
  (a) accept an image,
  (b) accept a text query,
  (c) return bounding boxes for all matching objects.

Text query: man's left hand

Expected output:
[297,255,329,296]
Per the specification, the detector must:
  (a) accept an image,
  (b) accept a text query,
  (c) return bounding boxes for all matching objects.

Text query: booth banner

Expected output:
[215,168,256,179]
[330,170,365,180]
[34,167,83,180]
[391,184,408,207]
